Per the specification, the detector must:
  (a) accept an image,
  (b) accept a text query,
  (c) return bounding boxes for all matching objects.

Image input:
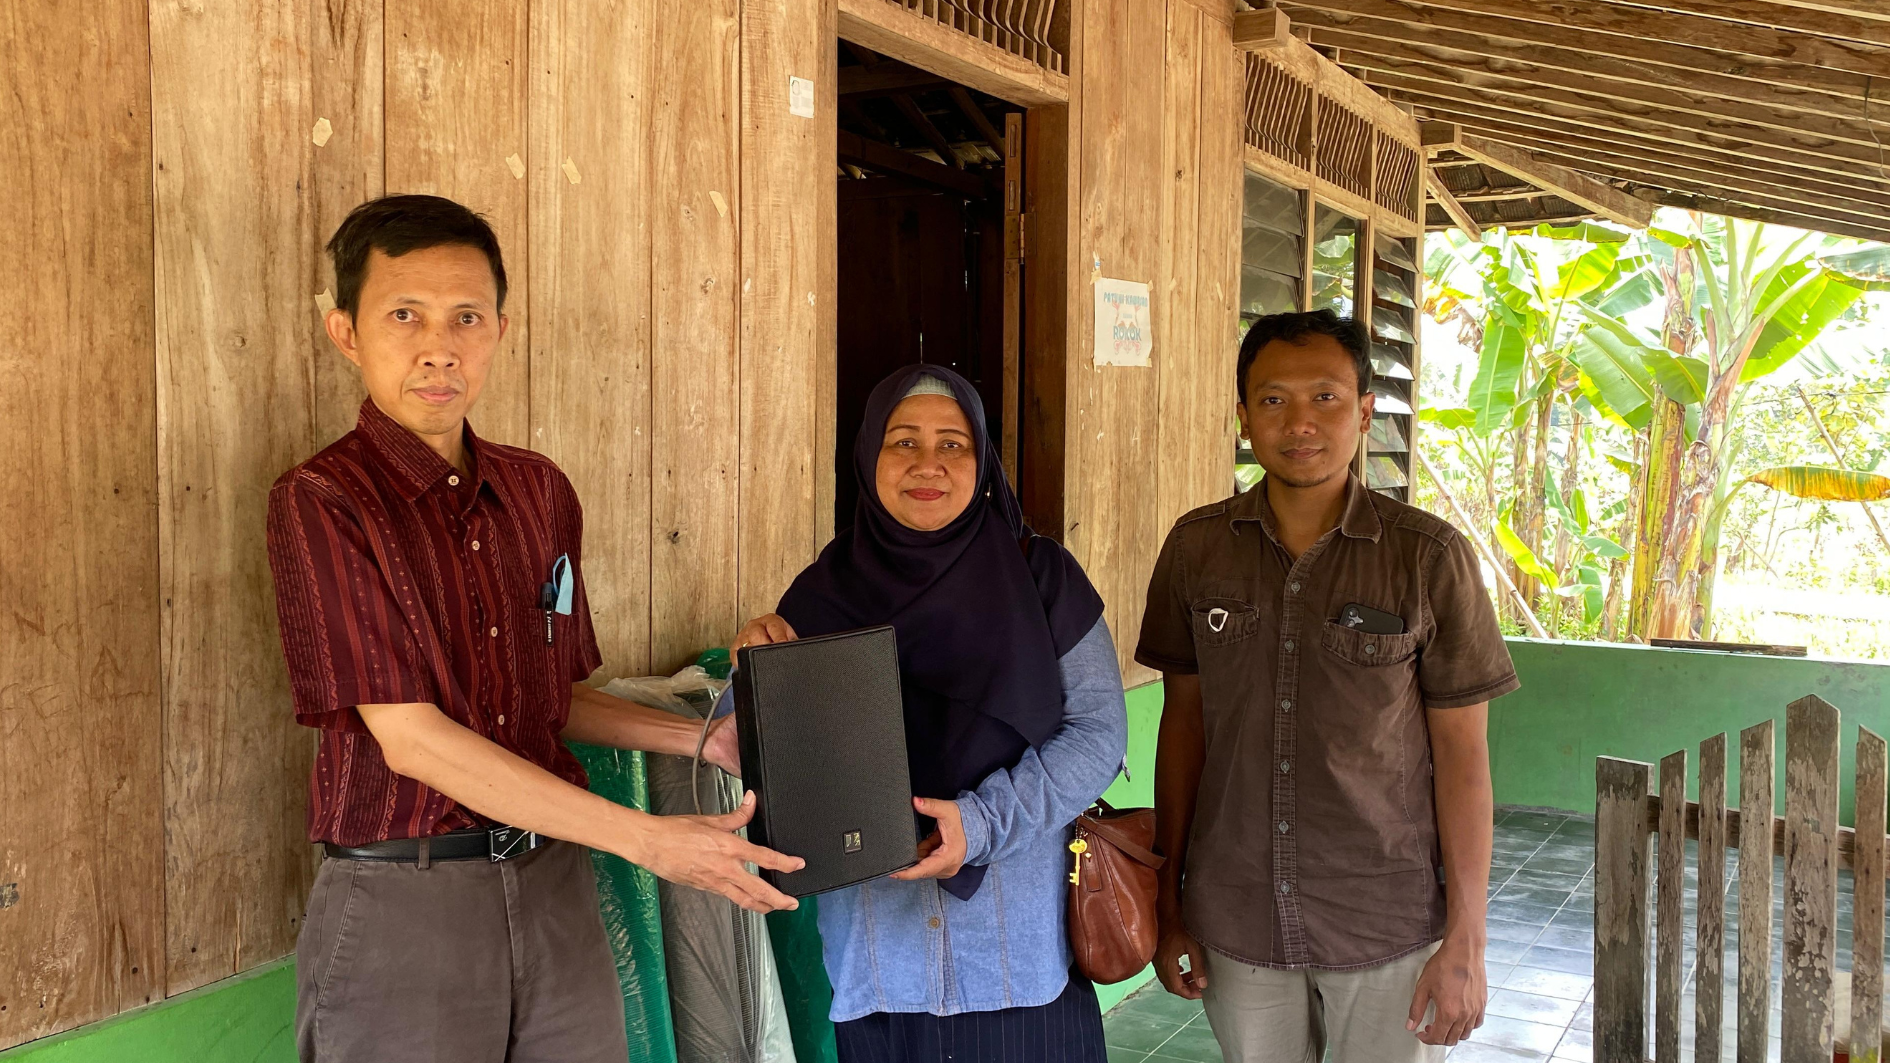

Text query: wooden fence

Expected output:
[1596,695,1884,1062]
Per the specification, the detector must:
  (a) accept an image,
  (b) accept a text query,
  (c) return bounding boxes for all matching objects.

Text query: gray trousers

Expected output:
[296,839,628,1063]
[1200,942,1445,1063]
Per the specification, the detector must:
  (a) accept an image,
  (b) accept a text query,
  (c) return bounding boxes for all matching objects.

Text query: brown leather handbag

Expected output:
[1066,799,1166,985]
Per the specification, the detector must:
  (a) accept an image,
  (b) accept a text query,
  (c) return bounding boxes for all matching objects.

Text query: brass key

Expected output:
[1068,837,1089,886]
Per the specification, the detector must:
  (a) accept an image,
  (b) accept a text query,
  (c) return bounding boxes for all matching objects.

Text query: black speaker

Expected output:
[734,625,918,897]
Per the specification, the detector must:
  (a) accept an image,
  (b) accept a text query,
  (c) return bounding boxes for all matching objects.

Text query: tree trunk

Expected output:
[1601,432,1644,641]
[1505,416,1534,616]
[1630,397,1686,636]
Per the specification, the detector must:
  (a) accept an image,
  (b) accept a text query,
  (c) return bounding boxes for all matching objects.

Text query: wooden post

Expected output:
[1697,733,1728,1063]
[1597,756,1654,1063]
[1782,695,1840,1062]
[1001,110,1023,486]
[1854,726,1886,1063]
[1657,749,1687,1063]
[1739,719,1776,1063]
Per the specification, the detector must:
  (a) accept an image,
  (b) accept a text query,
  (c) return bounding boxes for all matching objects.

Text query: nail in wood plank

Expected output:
[1852,725,1886,1063]
[1782,696,1840,1062]
[1698,733,1727,1063]
[1739,719,1776,1063]
[1597,755,1654,1063]
[1658,749,1687,1063]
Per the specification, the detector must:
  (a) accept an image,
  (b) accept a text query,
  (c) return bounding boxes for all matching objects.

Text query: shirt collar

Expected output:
[355,399,495,503]
[1233,471,1383,544]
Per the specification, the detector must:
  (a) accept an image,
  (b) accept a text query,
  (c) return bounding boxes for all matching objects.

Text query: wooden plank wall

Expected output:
[1054,0,1241,679]
[0,0,834,1047]
[0,0,166,1044]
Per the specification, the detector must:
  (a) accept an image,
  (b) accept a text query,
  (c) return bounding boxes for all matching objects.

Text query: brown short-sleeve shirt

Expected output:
[1136,474,1518,970]
[267,400,604,845]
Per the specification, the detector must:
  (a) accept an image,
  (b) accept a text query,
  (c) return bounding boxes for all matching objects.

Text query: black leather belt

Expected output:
[323,825,548,864]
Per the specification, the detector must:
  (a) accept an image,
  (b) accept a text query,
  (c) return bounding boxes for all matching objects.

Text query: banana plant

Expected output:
[1559,217,1866,639]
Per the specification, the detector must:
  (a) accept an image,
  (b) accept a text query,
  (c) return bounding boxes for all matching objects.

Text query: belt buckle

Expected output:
[488,825,539,862]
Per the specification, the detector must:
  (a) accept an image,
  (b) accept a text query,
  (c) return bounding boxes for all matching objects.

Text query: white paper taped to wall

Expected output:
[562,158,582,185]
[789,76,815,119]
[506,153,526,180]
[1092,277,1153,367]
[311,117,333,147]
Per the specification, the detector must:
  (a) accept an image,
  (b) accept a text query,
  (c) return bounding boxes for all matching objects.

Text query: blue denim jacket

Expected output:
[815,619,1128,1022]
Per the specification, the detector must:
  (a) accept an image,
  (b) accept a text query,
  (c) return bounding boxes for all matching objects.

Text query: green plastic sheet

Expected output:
[571,743,679,1063]
[766,902,838,1063]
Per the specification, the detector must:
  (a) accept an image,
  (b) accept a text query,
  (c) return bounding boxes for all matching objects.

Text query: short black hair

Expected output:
[326,195,508,317]
[1236,309,1371,403]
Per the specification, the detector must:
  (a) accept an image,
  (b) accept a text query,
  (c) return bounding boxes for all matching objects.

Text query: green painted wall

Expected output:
[0,962,294,1063]
[1095,681,1166,1014]
[1491,638,1890,823]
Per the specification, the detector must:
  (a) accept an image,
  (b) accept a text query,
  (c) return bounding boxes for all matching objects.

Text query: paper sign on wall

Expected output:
[789,76,815,118]
[1093,277,1153,367]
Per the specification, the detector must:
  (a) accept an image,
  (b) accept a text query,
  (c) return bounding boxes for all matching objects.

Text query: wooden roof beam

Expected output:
[1425,167,1484,241]
[1644,189,1890,243]
[840,63,951,98]
[1415,110,1890,240]
[892,93,965,169]
[837,130,992,198]
[1287,8,1880,125]
[1358,0,1890,79]
[1406,98,1890,217]
[1361,68,1890,185]
[1339,50,1890,161]
[1627,0,1889,45]
[947,86,1007,152]
[1427,126,1652,228]
[1234,6,1292,50]
[1276,0,1881,100]
[1402,90,1890,197]
[1435,127,1890,241]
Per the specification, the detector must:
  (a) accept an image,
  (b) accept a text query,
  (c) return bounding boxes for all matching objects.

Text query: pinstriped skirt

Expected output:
[832,970,1108,1063]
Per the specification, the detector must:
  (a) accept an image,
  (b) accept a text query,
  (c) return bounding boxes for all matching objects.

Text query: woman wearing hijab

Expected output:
[729,365,1128,1062]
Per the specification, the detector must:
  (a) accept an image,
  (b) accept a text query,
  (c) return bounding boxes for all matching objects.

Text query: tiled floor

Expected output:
[1101,804,1870,1063]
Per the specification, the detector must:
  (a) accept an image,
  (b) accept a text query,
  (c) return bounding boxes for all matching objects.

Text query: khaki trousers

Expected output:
[295,839,627,1063]
[1199,942,1444,1063]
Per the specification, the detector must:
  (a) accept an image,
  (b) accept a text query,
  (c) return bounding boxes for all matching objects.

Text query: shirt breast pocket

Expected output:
[1321,621,1417,666]
[1191,597,1259,648]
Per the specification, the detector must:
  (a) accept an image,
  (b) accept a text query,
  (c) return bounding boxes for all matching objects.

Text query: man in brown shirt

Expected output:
[1137,310,1518,1062]
[268,195,803,1062]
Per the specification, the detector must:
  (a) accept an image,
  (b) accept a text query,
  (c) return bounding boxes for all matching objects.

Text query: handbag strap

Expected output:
[1078,811,1166,870]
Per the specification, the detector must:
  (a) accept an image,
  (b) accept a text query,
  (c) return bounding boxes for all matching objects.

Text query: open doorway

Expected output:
[834,42,1023,527]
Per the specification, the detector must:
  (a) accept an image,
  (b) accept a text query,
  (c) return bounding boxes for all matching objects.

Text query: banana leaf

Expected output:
[1495,515,1560,589]
[1568,307,1659,427]
[1422,407,1478,432]
[1642,349,1709,406]
[1742,262,1862,381]
[1746,466,1890,501]
[1466,322,1526,434]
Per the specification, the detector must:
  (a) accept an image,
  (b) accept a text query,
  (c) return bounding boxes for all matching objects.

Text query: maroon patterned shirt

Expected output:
[267,400,603,844]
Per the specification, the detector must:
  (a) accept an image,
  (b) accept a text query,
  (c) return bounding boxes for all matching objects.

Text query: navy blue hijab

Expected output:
[776,365,1104,900]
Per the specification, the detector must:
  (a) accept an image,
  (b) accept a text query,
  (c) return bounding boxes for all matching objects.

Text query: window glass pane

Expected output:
[1311,205,1359,316]
[1244,172,1303,232]
[1242,223,1302,274]
[1240,265,1299,320]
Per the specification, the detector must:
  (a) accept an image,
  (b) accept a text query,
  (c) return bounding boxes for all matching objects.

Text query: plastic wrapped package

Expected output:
[618,668,798,1063]
[567,739,678,1063]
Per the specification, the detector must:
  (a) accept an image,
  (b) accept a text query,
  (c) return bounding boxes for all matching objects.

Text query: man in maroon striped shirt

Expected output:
[267,195,802,1063]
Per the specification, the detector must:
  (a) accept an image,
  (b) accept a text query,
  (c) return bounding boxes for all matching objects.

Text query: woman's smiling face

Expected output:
[876,393,978,531]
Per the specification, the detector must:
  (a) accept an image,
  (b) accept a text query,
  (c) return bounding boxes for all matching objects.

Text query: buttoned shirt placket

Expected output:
[1263,525,1340,967]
